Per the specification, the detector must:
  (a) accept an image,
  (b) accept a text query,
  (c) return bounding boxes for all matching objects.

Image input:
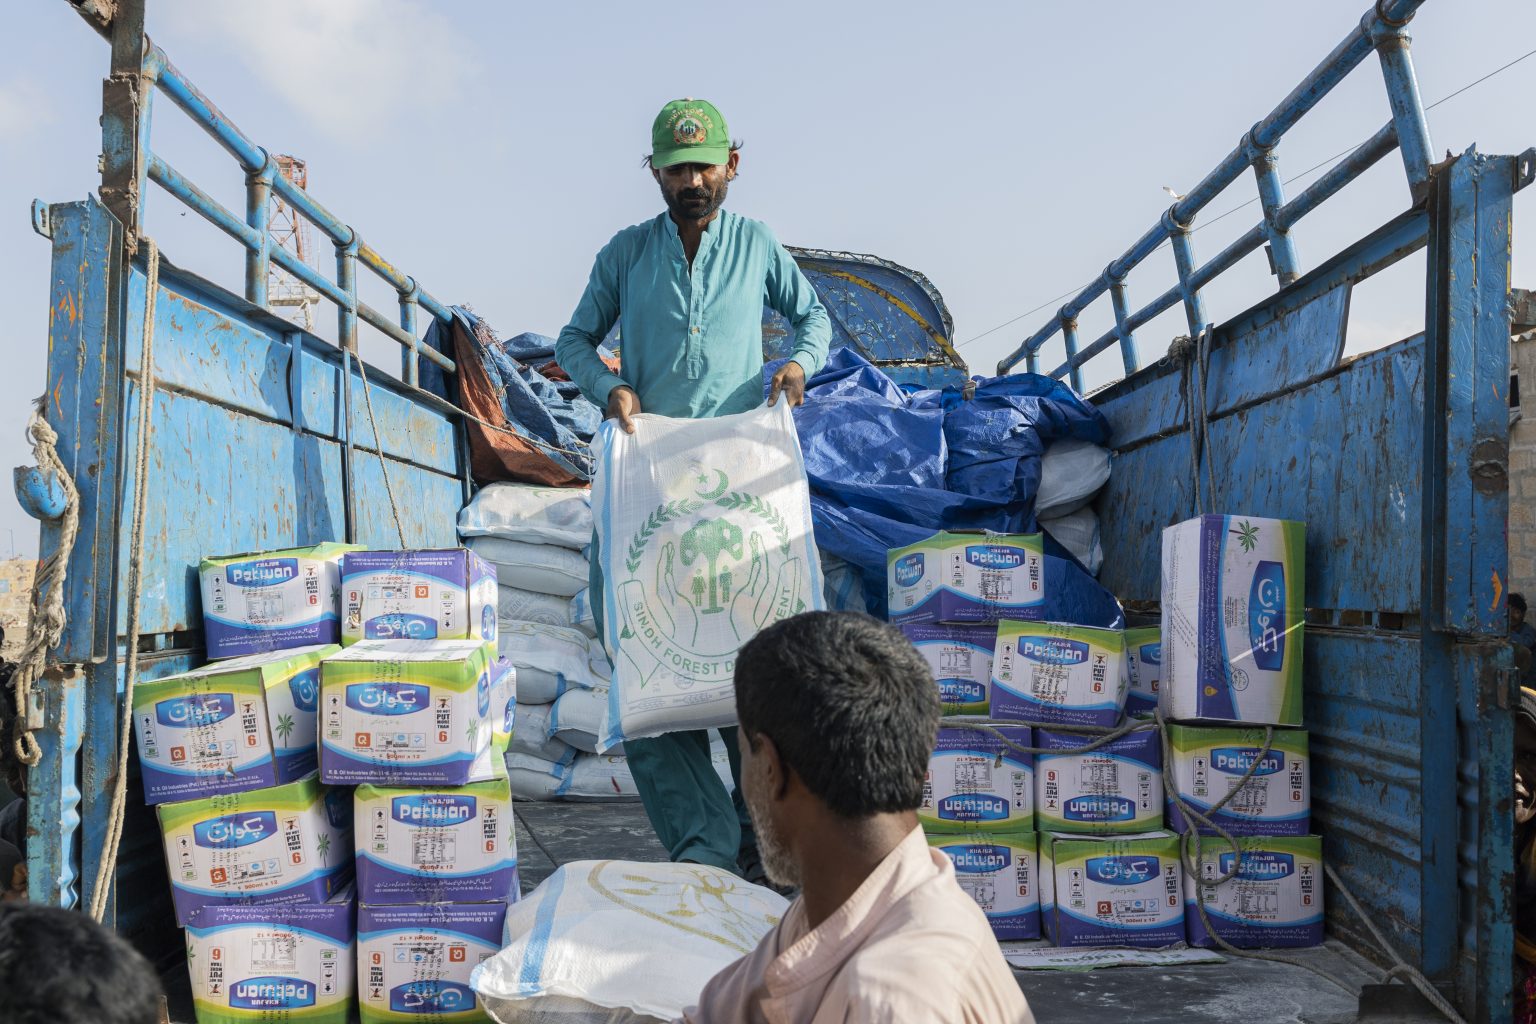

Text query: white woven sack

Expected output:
[549,687,612,755]
[473,860,787,1023]
[499,585,572,627]
[587,637,611,682]
[558,754,640,802]
[1036,437,1111,519]
[498,620,596,687]
[516,667,566,706]
[1041,506,1105,576]
[592,403,824,750]
[458,483,592,549]
[507,752,572,801]
[568,588,598,638]
[511,701,581,764]
[469,538,589,597]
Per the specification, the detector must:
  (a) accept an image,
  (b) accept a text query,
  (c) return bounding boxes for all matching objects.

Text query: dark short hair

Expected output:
[0,903,163,1024]
[734,611,940,818]
[1514,593,1528,614]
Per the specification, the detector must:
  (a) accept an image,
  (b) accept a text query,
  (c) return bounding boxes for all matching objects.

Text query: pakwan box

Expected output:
[1185,835,1324,948]
[200,543,359,659]
[354,777,518,906]
[1161,515,1305,726]
[1035,727,1164,834]
[184,890,355,1024]
[156,773,353,927]
[356,902,505,1024]
[1164,724,1310,836]
[927,831,1040,940]
[133,645,337,805]
[1039,830,1185,948]
[1122,626,1161,719]
[320,640,501,786]
[888,531,1045,625]
[919,723,1034,834]
[341,548,498,646]
[991,621,1126,728]
[900,623,997,716]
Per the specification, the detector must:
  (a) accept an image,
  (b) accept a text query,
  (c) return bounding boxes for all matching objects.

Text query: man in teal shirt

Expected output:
[555,98,831,883]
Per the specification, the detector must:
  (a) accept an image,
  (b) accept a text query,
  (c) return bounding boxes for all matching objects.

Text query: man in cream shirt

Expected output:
[684,612,1033,1024]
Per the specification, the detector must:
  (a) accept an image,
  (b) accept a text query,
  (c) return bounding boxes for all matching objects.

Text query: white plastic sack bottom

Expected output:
[512,701,581,764]
[559,754,641,802]
[592,403,824,750]
[550,687,612,755]
[569,588,598,638]
[470,537,590,598]
[1036,437,1112,519]
[820,551,869,614]
[459,482,593,549]
[499,620,598,692]
[507,752,571,800]
[500,585,573,628]
[588,637,612,682]
[1041,505,1104,576]
[473,860,788,1024]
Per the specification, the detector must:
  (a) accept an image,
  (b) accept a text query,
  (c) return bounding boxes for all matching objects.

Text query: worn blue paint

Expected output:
[999,0,1432,378]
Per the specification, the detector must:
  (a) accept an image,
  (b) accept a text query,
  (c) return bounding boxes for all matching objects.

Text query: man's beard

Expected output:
[663,177,729,222]
[744,773,801,888]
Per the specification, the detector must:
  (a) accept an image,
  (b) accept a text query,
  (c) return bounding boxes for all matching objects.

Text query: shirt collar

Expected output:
[762,826,933,990]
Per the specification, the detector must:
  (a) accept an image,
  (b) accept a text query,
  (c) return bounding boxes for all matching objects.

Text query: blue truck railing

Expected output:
[997,0,1437,390]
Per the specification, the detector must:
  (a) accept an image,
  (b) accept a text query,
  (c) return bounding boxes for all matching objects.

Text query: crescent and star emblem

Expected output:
[694,469,729,500]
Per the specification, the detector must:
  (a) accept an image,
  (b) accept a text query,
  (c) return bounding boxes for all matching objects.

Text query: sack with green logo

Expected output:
[592,403,824,749]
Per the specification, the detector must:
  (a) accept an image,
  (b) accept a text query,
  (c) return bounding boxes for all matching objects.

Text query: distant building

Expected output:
[0,558,36,659]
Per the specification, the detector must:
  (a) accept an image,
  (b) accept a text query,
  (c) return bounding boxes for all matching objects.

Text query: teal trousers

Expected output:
[589,535,757,872]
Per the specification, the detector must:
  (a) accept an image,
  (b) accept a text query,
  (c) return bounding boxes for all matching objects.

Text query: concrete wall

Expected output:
[1511,334,1536,600]
[0,558,35,660]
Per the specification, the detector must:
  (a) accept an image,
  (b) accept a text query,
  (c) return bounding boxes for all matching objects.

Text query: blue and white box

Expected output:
[888,531,1045,625]
[927,831,1040,940]
[919,724,1033,834]
[1123,626,1161,719]
[1161,515,1305,726]
[900,623,997,716]
[991,621,1127,728]
[354,778,518,906]
[1165,724,1310,836]
[356,902,505,1024]
[341,548,498,646]
[1185,835,1324,948]
[1035,727,1163,834]
[1040,830,1185,948]
[200,543,360,659]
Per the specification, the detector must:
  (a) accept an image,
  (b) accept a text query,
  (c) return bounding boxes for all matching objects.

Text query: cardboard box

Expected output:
[920,724,1033,834]
[184,888,355,1023]
[354,778,517,906]
[991,621,1126,727]
[1164,724,1310,836]
[320,640,500,786]
[1036,728,1163,834]
[356,902,505,1024]
[1185,835,1324,948]
[1040,830,1184,947]
[341,549,498,646]
[927,831,1040,940]
[1122,626,1161,719]
[900,623,997,716]
[200,544,359,659]
[157,774,353,927]
[888,532,1045,625]
[133,645,338,805]
[1161,515,1305,726]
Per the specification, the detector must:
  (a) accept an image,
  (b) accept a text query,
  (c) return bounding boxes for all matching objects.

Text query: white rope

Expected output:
[89,238,159,923]
[9,404,82,766]
[352,354,408,548]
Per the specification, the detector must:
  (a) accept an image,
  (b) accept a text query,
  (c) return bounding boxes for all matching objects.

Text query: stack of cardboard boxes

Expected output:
[141,543,518,1024]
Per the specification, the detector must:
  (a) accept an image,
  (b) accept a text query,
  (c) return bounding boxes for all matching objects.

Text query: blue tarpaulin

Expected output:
[768,349,1121,626]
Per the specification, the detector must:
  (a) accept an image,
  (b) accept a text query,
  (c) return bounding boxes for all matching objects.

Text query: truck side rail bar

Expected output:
[996,0,1432,388]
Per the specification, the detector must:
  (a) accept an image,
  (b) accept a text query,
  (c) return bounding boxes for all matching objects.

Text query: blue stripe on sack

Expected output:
[778,405,827,610]
[516,865,567,994]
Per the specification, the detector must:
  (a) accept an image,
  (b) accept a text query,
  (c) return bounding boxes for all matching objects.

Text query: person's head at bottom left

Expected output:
[0,901,165,1024]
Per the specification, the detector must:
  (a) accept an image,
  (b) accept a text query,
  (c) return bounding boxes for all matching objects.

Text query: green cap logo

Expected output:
[651,98,730,168]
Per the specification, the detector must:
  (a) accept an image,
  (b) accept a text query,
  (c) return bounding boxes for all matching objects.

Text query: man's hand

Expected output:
[606,386,641,434]
[767,361,807,408]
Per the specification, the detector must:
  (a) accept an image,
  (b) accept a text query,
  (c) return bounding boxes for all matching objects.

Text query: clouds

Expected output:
[160,0,479,141]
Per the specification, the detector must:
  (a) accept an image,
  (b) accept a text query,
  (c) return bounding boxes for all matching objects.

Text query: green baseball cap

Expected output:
[650,98,730,168]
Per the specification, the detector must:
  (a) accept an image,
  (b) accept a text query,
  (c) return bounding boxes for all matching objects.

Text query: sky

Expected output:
[2,0,1535,560]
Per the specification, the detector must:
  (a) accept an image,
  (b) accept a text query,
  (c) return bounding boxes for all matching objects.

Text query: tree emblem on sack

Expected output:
[615,470,806,691]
